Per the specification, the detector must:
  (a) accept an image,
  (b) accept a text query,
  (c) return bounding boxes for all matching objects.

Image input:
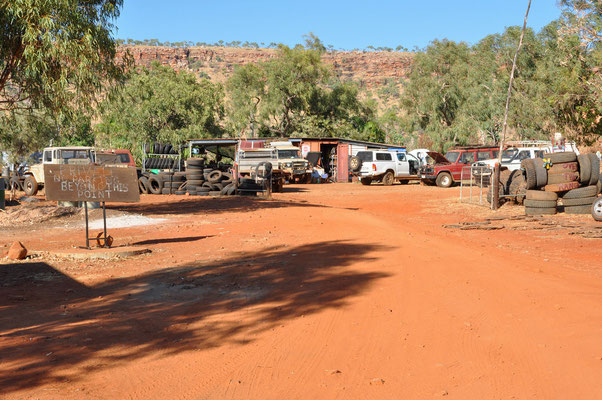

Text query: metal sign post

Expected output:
[45,164,139,249]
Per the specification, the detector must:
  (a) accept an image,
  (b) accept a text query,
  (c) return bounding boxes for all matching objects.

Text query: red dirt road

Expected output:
[1,183,601,399]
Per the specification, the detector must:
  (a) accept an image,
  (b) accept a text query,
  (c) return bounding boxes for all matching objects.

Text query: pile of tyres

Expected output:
[185,158,236,196]
[143,142,182,170]
[138,158,267,197]
[521,152,601,216]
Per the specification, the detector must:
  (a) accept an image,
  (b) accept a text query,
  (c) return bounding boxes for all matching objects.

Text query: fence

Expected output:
[459,165,493,207]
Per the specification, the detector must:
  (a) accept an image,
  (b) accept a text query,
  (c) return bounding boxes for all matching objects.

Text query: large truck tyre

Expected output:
[23,176,39,196]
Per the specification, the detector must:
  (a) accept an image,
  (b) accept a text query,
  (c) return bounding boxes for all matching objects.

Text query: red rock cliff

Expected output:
[117,46,414,89]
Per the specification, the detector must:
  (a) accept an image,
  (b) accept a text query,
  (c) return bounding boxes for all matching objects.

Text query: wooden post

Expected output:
[493,0,531,210]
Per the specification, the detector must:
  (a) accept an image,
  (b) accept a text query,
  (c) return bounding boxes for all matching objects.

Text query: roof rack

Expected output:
[451,145,498,150]
[505,140,552,148]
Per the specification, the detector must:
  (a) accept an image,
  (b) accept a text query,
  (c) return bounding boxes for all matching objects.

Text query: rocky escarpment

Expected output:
[117,46,414,89]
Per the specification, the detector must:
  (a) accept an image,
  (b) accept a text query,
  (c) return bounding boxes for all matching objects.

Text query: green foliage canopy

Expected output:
[96,63,225,162]
[0,0,128,114]
[227,44,377,140]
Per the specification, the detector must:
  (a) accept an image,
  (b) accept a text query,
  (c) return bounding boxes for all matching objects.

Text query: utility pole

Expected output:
[493,0,531,210]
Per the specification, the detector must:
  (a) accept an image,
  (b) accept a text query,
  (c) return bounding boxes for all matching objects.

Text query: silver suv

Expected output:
[350,150,421,186]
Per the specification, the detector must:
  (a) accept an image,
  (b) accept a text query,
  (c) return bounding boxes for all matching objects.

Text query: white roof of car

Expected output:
[44,146,95,150]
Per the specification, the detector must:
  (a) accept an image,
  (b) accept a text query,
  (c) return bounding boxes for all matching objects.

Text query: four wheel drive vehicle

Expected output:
[473,146,547,176]
[236,148,287,192]
[22,147,96,196]
[350,150,422,186]
[420,146,499,188]
[268,141,311,183]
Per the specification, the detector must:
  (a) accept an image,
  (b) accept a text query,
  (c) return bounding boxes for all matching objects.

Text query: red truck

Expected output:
[419,146,499,187]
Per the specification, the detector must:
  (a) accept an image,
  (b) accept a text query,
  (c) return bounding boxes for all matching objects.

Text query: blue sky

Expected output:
[115,1,563,50]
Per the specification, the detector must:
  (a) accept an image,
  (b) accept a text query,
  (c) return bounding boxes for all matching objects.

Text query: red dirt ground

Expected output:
[1,183,601,399]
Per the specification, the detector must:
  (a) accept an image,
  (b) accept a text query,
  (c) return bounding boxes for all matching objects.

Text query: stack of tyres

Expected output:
[560,185,599,215]
[237,178,264,196]
[160,172,186,195]
[524,190,558,215]
[521,152,600,215]
[186,158,235,196]
[186,158,208,196]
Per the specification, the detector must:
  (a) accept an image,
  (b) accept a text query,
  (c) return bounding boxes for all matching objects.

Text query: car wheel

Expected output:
[23,176,39,196]
[382,171,394,186]
[360,177,372,186]
[435,172,452,188]
[592,197,602,222]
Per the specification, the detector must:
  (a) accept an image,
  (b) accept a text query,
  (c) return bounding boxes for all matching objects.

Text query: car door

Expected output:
[396,152,409,176]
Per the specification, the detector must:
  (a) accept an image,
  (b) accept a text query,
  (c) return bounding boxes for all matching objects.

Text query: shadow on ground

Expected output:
[0,240,390,395]
[109,196,329,216]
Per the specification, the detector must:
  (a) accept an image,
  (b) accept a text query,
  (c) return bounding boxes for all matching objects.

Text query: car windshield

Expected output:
[444,151,460,163]
[502,149,518,161]
[277,149,300,159]
[356,151,373,162]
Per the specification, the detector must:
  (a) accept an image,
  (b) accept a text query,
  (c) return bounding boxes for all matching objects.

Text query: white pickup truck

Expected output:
[350,150,422,185]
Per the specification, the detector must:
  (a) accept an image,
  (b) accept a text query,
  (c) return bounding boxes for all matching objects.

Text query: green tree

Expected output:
[96,63,225,162]
[227,43,374,139]
[0,0,129,114]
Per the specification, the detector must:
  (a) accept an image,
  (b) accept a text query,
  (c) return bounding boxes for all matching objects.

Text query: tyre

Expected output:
[203,168,213,180]
[546,172,579,185]
[435,172,452,188]
[187,158,205,167]
[577,154,591,184]
[212,183,224,191]
[197,187,210,192]
[544,181,579,192]
[562,185,598,199]
[597,180,601,194]
[508,170,527,204]
[23,176,39,196]
[588,153,600,187]
[382,171,394,186]
[548,162,578,175]
[548,152,577,164]
[487,182,505,205]
[350,156,362,172]
[186,174,203,181]
[153,142,161,154]
[521,159,537,189]
[227,185,236,195]
[208,170,223,183]
[561,196,597,207]
[525,206,556,216]
[220,185,230,195]
[256,162,273,179]
[171,174,186,182]
[174,190,186,195]
[533,158,547,187]
[187,179,204,186]
[592,197,602,221]
[164,144,172,154]
[564,204,593,215]
[147,175,163,194]
[209,191,221,196]
[524,199,557,208]
[526,190,558,201]
[360,177,372,186]
[161,188,172,195]
[138,176,149,194]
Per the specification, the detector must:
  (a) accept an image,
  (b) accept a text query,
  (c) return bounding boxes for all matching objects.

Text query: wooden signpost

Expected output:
[44,164,140,248]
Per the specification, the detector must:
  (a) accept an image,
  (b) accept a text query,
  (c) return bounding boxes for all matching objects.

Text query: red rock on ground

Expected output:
[7,241,27,260]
